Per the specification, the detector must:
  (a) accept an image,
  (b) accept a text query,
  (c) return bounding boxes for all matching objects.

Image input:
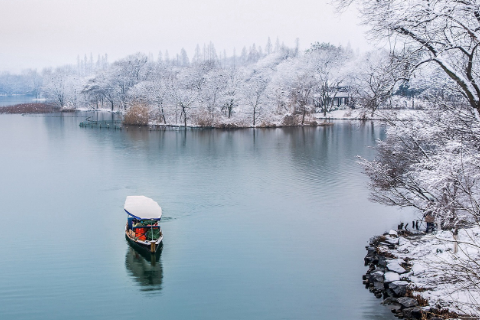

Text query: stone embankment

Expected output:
[363,230,460,320]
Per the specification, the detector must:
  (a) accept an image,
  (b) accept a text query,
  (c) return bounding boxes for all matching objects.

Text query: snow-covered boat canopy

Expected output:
[124,196,162,220]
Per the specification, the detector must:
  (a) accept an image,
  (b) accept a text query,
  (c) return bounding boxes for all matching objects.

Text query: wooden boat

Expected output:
[124,196,163,253]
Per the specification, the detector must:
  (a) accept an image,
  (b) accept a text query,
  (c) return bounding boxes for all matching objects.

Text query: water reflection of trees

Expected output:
[125,243,163,293]
[281,122,382,177]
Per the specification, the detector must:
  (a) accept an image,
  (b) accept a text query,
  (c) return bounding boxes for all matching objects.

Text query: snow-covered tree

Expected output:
[338,0,480,114]
[273,56,315,124]
[265,37,273,55]
[42,66,80,108]
[179,48,190,67]
[306,43,349,116]
[334,0,480,226]
[220,68,242,118]
[169,67,202,127]
[242,72,270,126]
[350,50,410,115]
[201,68,227,123]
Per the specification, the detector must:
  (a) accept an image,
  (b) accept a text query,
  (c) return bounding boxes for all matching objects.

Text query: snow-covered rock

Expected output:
[387,261,406,274]
[371,226,480,317]
[385,237,399,245]
[384,272,400,283]
[370,271,384,283]
[411,263,426,276]
[389,230,398,237]
[398,237,410,246]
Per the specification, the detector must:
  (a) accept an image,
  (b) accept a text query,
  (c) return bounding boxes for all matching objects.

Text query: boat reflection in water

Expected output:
[125,242,163,293]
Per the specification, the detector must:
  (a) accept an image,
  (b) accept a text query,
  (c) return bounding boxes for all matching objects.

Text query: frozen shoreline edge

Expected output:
[363,228,477,320]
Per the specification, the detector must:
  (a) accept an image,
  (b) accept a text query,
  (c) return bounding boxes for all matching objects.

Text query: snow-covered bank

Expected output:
[146,118,334,129]
[314,109,420,121]
[364,227,480,319]
[145,109,418,128]
[37,107,420,128]
[315,109,374,120]
[74,108,417,128]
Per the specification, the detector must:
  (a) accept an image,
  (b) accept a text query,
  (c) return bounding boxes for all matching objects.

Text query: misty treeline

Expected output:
[0,70,43,98]
[337,0,480,313]
[1,36,448,127]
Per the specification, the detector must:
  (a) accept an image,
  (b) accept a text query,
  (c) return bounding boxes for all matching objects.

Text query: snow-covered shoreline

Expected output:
[364,226,480,319]
[1,104,421,128]
[86,108,416,128]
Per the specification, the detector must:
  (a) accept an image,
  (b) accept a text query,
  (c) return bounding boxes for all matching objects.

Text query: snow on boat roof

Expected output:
[124,196,162,220]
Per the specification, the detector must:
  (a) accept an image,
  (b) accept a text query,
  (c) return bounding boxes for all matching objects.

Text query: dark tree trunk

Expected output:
[301,104,306,125]
[182,106,187,128]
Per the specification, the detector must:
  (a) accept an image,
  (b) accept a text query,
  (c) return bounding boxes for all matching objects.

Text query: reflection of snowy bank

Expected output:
[364,227,480,319]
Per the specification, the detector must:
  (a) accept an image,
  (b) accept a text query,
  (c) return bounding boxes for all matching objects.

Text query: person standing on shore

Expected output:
[424,209,435,233]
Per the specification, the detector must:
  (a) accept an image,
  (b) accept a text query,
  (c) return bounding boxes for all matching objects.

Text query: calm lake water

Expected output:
[0,113,414,320]
[0,95,38,106]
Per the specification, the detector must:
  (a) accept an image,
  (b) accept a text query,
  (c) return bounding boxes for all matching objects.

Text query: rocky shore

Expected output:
[363,229,466,319]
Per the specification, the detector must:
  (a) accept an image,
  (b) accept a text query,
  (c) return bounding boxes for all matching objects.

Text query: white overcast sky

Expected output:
[0,0,371,72]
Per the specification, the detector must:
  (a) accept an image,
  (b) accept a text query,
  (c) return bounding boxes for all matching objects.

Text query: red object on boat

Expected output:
[135,228,146,240]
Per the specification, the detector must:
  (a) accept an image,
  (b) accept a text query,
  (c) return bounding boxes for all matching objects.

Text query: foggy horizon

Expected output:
[0,0,371,73]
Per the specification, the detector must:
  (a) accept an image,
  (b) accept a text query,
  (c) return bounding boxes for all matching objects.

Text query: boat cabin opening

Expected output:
[126,218,162,241]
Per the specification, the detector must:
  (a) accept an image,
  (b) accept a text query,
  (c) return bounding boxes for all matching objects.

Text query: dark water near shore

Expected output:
[0,113,413,319]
